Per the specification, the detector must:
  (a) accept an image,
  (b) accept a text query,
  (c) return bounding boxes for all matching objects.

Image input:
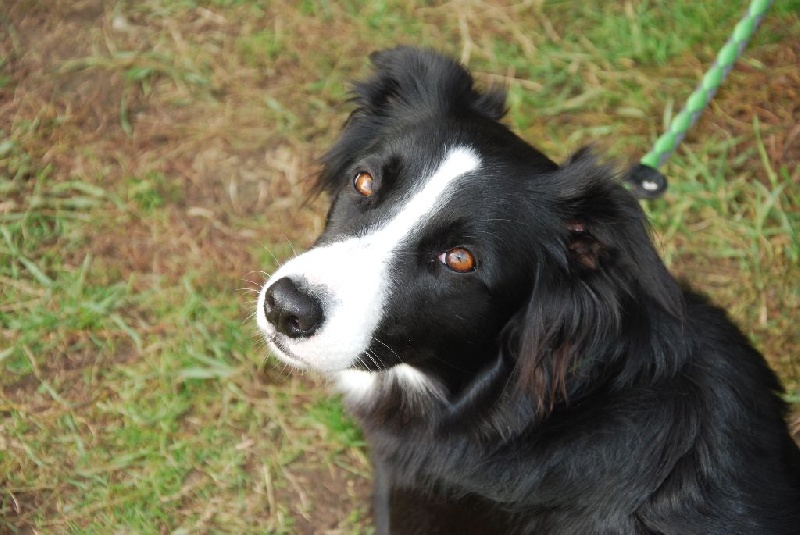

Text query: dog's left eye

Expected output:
[354,172,375,197]
[438,247,476,273]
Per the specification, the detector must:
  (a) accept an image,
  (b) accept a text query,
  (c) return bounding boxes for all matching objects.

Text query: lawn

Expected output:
[1,0,798,533]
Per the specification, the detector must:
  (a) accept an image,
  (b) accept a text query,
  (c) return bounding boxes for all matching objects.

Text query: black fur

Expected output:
[308,48,800,533]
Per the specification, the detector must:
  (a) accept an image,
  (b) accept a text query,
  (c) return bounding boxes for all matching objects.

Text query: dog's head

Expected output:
[257,47,683,409]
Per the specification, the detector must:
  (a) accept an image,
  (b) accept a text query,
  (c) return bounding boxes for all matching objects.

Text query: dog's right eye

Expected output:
[354,172,375,197]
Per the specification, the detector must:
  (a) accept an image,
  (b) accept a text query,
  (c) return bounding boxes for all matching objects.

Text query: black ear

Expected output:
[552,149,681,306]
[511,149,686,415]
[357,47,507,122]
[313,47,506,196]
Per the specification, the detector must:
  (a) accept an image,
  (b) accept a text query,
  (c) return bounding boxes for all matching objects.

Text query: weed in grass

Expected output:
[0,136,33,182]
[127,171,184,211]
[237,29,287,68]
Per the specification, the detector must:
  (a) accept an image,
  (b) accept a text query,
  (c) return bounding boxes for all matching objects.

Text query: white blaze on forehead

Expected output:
[257,146,480,371]
[376,146,481,241]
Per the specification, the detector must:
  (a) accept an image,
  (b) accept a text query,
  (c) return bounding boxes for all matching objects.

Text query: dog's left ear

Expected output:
[355,47,507,122]
[553,149,672,279]
[313,47,506,196]
[511,149,685,415]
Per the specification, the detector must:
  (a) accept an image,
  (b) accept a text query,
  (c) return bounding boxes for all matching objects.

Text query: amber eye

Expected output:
[438,247,476,273]
[354,172,375,197]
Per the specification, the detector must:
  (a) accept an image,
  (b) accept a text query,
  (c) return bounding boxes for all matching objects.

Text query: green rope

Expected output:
[628,0,774,198]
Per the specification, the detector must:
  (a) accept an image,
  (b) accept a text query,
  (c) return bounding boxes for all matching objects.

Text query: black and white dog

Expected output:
[256,48,800,534]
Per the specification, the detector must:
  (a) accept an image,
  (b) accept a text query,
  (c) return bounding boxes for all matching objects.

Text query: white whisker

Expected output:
[371,336,402,366]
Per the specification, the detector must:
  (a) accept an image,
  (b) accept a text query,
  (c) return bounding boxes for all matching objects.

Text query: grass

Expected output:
[1,0,798,532]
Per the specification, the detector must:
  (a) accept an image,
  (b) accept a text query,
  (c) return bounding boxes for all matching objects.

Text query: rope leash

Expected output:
[625,0,775,199]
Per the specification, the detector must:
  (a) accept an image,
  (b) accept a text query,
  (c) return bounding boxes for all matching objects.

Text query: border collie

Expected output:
[256,47,800,534]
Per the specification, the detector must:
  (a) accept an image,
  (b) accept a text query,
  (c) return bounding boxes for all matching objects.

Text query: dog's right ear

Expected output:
[312,47,506,196]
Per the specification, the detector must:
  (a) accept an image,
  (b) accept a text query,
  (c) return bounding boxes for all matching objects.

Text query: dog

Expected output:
[256,47,800,534]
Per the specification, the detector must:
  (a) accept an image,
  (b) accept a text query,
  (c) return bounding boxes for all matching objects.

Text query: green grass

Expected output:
[2,0,798,532]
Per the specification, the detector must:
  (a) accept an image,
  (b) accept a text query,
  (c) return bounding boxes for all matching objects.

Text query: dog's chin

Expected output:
[265,334,366,373]
[266,338,312,370]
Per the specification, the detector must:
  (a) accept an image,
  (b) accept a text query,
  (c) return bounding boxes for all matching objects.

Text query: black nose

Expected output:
[264,277,324,338]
